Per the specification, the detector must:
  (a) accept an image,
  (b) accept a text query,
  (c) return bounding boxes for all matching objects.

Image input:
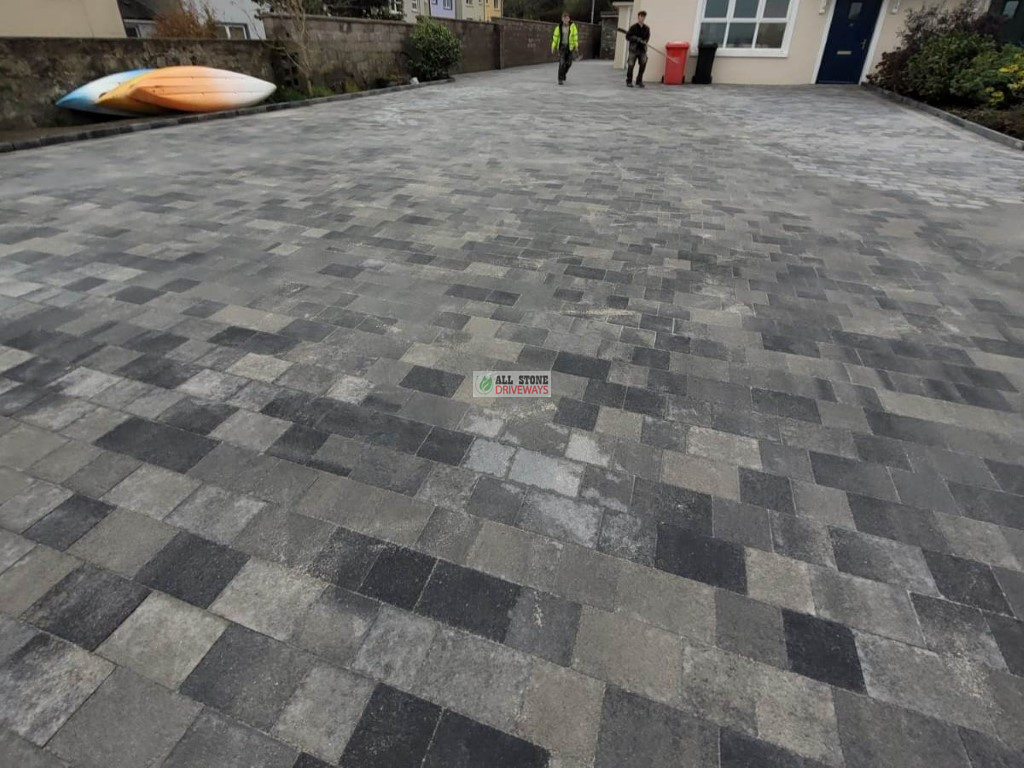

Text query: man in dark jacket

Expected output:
[625,11,651,88]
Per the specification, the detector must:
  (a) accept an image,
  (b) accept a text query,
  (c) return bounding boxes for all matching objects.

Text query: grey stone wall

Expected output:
[1,16,601,131]
[0,37,272,131]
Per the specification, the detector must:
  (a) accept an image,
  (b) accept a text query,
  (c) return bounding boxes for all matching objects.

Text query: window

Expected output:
[698,0,794,53]
[123,20,156,38]
[1002,0,1019,16]
[217,23,250,39]
[443,0,452,7]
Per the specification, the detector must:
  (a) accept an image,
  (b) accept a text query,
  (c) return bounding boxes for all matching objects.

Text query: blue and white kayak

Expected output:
[56,69,154,117]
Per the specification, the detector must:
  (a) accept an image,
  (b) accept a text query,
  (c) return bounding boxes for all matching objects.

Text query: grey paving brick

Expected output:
[161,709,297,768]
[47,668,200,768]
[0,633,112,745]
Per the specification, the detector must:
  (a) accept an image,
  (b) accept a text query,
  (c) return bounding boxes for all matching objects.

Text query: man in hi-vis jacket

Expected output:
[551,12,580,85]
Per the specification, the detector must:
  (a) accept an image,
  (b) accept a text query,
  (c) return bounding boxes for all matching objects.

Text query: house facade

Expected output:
[3,0,125,36]
[612,0,970,85]
[118,0,265,39]
[425,0,457,17]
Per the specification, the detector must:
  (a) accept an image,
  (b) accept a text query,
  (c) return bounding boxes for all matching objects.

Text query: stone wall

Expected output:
[600,12,618,60]
[0,37,272,131]
[1,16,600,131]
[496,17,600,68]
[263,15,407,91]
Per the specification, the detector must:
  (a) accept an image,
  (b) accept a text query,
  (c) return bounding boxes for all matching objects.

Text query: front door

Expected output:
[817,0,883,84]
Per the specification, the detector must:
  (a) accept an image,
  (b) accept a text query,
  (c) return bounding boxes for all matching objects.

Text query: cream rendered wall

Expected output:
[3,0,125,37]
[632,0,833,84]
[614,2,634,68]
[627,0,926,84]
[865,0,932,75]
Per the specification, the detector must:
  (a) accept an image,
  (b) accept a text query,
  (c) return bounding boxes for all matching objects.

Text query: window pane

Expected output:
[734,0,759,17]
[699,22,728,45]
[704,0,729,18]
[1002,0,1018,16]
[755,22,786,47]
[848,1,862,19]
[726,22,756,47]
[764,0,789,16]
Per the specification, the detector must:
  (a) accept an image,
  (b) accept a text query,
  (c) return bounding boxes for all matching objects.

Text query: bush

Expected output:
[153,0,220,38]
[950,45,1024,107]
[868,2,1004,94]
[904,32,995,104]
[405,18,461,82]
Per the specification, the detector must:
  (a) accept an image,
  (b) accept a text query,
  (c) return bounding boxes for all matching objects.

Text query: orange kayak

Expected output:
[97,66,276,114]
[93,71,167,115]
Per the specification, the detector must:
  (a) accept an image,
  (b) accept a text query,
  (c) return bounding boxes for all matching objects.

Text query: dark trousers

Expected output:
[558,47,574,82]
[627,52,648,84]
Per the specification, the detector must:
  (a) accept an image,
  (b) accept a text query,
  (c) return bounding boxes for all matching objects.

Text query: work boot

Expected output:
[626,81,633,87]
[637,82,645,88]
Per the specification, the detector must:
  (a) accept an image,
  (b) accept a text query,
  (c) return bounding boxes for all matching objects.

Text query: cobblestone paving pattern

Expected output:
[1,62,1024,767]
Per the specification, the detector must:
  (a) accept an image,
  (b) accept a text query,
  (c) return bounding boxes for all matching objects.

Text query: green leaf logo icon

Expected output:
[479,375,493,394]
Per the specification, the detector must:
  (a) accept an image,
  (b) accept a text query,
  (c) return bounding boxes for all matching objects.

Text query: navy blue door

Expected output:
[817,0,883,84]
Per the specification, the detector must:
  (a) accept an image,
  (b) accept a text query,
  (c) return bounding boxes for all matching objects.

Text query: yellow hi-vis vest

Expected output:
[551,22,580,52]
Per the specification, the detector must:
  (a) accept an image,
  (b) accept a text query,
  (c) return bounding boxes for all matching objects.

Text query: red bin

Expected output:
[663,41,690,85]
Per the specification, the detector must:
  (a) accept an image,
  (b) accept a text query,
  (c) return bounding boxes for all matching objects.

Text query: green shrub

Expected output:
[904,32,995,104]
[405,18,461,82]
[949,45,1024,107]
[868,2,1004,94]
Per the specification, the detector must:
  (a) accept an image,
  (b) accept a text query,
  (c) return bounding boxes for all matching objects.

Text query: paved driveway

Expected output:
[1,62,1023,768]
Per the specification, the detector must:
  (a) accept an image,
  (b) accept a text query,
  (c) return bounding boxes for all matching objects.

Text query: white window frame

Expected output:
[691,0,801,57]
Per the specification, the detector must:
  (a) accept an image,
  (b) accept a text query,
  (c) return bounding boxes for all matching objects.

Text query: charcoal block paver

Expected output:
[357,545,436,610]
[783,609,865,692]
[24,495,111,551]
[416,560,520,642]
[655,523,747,593]
[23,565,149,651]
[135,531,248,608]
[423,710,549,768]
[339,684,441,768]
[180,624,313,730]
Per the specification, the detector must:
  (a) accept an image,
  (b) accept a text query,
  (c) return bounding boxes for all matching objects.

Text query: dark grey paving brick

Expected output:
[416,427,474,466]
[399,366,464,398]
[782,609,865,692]
[161,708,297,768]
[810,452,897,500]
[553,397,600,431]
[595,686,718,768]
[720,729,829,768]
[136,531,248,608]
[923,550,1013,616]
[505,587,581,666]
[833,689,970,768]
[911,593,1005,667]
[180,624,313,730]
[416,560,520,642]
[300,520,378,582]
[986,613,1024,676]
[423,710,549,768]
[339,684,441,768]
[357,545,435,610]
[95,417,216,473]
[24,565,148,651]
[715,590,786,667]
[655,523,747,593]
[958,727,1024,768]
[738,468,795,514]
[24,495,111,551]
